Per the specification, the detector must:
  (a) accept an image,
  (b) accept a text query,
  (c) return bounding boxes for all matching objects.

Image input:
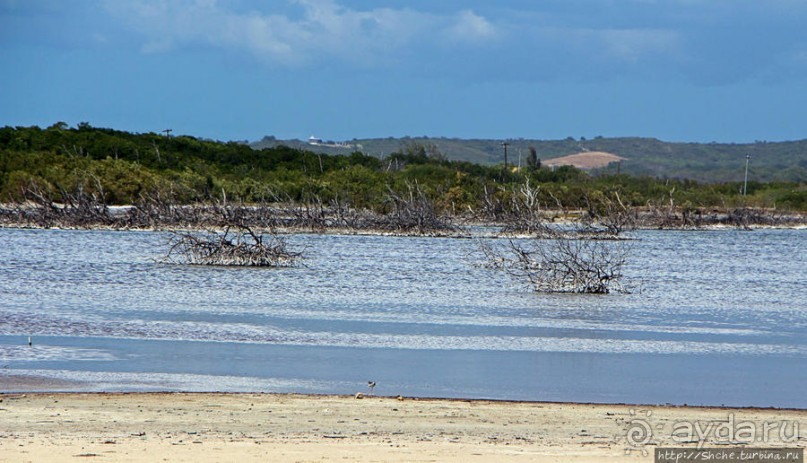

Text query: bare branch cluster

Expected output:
[3,175,801,234]
[481,236,630,294]
[4,174,112,228]
[1,179,460,235]
[639,192,798,229]
[582,191,637,236]
[499,180,557,236]
[376,182,455,234]
[488,181,634,240]
[165,225,301,267]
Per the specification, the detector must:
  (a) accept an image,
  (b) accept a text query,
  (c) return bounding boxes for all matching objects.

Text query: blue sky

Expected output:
[2,0,807,142]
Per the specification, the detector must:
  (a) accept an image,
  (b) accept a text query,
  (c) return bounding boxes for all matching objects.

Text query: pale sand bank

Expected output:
[0,392,804,462]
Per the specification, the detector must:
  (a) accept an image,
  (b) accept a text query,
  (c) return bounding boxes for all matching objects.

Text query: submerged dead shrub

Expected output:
[480,236,630,294]
[165,225,301,267]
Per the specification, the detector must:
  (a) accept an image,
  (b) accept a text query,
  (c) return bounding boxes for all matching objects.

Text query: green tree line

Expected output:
[1,123,805,212]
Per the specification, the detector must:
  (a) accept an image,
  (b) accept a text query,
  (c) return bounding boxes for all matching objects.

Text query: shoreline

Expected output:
[6,392,807,414]
[2,373,805,412]
[3,202,806,236]
[1,391,804,462]
[3,370,806,412]
[0,370,807,414]
[2,220,806,236]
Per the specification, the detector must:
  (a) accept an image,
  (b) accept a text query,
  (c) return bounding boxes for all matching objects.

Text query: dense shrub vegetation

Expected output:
[1,123,805,214]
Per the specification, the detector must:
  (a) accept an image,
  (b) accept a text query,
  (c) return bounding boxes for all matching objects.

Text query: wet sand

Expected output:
[1,390,804,462]
[0,373,87,392]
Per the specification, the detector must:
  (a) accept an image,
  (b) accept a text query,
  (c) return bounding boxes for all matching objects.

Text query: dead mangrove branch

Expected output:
[165,225,301,267]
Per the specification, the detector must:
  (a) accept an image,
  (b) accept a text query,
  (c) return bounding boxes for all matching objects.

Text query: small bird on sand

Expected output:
[368,381,376,395]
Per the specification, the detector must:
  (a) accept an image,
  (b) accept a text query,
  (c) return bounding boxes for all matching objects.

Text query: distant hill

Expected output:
[251,136,807,183]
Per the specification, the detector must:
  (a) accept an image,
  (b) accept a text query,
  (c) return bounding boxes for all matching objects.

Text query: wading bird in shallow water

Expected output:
[28,336,32,346]
[368,381,376,395]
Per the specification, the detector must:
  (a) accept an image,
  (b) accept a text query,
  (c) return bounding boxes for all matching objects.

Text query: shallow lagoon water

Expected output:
[0,227,804,407]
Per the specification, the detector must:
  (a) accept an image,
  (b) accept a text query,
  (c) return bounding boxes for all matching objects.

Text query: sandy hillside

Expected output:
[542,151,626,170]
[0,392,804,462]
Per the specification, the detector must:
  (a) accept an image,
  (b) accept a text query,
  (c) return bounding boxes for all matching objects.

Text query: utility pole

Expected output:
[743,154,750,196]
[501,142,510,172]
[162,129,173,139]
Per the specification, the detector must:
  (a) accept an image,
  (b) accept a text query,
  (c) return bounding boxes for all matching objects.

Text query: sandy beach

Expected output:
[1,387,804,462]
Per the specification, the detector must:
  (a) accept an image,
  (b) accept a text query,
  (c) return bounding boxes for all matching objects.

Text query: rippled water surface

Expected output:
[0,227,804,407]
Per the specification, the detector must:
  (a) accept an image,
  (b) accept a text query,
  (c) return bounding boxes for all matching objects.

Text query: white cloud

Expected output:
[103,0,496,67]
[598,28,680,63]
[104,0,802,86]
[537,24,681,66]
[447,10,497,43]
